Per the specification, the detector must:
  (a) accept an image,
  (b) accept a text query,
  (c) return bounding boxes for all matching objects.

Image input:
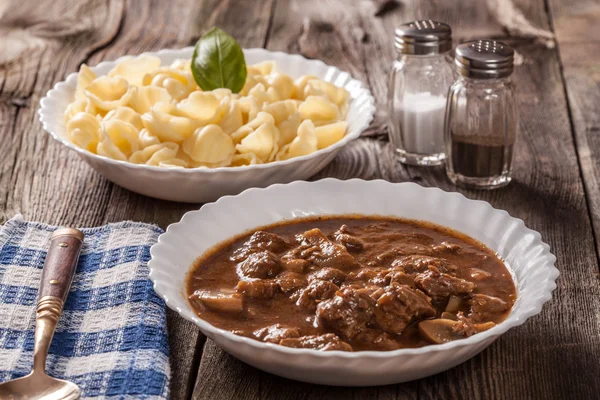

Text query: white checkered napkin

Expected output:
[0,215,170,399]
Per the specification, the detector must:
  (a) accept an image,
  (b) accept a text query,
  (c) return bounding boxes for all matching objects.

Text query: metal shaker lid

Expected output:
[454,40,514,79]
[394,20,452,55]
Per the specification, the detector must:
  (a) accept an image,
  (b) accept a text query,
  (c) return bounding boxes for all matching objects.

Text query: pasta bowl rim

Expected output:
[148,178,559,359]
[38,47,374,174]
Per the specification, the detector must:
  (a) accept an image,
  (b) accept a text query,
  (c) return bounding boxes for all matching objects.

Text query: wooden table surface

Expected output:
[2,0,600,398]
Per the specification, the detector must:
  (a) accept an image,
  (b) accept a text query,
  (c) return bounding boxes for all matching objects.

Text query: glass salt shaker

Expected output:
[445,40,517,189]
[387,20,454,166]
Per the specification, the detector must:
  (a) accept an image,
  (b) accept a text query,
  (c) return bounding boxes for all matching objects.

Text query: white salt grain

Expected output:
[397,93,447,155]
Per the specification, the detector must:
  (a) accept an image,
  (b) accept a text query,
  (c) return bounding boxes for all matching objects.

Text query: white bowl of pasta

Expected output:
[38,47,375,203]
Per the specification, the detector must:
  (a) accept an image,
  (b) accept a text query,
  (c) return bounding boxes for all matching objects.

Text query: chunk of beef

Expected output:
[188,289,244,313]
[236,279,279,299]
[414,266,475,298]
[390,255,457,275]
[347,267,390,286]
[376,244,434,264]
[454,312,496,334]
[469,294,509,322]
[253,324,300,343]
[430,241,462,253]
[279,333,352,351]
[374,283,436,335]
[316,287,376,339]
[231,231,289,261]
[291,280,339,311]
[236,250,281,280]
[280,257,308,274]
[452,312,478,337]
[333,225,364,252]
[354,284,385,299]
[353,328,401,351]
[276,271,307,293]
[292,228,359,270]
[308,267,348,286]
[386,270,416,287]
[468,268,492,281]
[336,224,354,234]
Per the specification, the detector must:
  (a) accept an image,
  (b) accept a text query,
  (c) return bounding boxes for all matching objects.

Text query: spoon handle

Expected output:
[33,228,84,373]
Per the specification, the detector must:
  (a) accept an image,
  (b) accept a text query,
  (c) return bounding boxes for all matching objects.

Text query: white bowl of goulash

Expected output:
[148,179,559,386]
[39,48,374,202]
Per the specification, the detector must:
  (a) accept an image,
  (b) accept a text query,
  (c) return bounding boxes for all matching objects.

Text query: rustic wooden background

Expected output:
[1,0,599,398]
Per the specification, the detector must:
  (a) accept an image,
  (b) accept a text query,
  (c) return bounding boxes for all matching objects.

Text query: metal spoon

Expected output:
[0,228,85,399]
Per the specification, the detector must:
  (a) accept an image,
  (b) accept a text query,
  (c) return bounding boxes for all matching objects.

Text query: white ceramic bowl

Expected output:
[39,48,375,203]
[148,179,559,386]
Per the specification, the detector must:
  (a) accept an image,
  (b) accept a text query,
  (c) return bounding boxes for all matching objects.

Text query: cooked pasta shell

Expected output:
[240,74,267,96]
[262,100,299,125]
[170,58,193,74]
[282,119,318,159]
[218,98,244,135]
[159,158,189,168]
[138,128,161,148]
[231,152,261,166]
[176,91,225,124]
[182,125,235,164]
[75,64,97,102]
[97,140,127,161]
[66,112,101,152]
[306,79,349,107]
[247,61,276,76]
[298,95,339,122]
[103,106,143,131]
[129,142,179,166]
[248,83,280,105]
[246,111,276,130]
[65,98,96,121]
[108,55,161,87]
[315,121,347,149]
[292,75,319,100]
[100,119,141,157]
[230,125,254,144]
[141,102,200,142]
[211,88,234,100]
[267,73,295,100]
[143,67,197,100]
[277,113,302,148]
[236,121,280,161]
[85,76,134,111]
[238,96,262,123]
[128,86,173,114]
[231,111,276,144]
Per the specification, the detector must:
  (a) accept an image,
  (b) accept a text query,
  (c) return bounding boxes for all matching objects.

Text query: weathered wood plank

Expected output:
[547,0,600,265]
[549,0,600,43]
[0,0,124,226]
[192,0,600,399]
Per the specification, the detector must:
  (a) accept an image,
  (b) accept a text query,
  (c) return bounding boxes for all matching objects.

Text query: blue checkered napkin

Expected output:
[0,215,170,399]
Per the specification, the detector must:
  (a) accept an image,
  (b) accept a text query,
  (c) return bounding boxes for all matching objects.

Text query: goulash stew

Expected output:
[186,216,516,351]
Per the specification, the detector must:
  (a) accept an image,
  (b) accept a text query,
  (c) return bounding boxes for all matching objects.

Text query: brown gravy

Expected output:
[186,216,516,351]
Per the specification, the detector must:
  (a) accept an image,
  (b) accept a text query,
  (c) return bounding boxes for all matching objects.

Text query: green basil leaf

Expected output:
[191,27,247,93]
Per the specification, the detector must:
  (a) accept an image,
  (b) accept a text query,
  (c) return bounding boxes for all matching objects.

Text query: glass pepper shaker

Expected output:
[444,40,517,189]
[387,20,454,166]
